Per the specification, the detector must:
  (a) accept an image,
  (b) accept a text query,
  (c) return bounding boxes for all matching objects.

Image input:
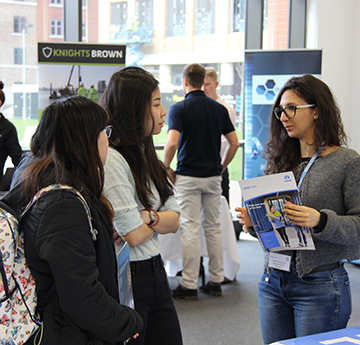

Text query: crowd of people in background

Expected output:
[1,67,359,345]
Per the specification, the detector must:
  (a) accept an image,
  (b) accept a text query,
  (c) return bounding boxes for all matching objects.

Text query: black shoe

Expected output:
[221,277,235,285]
[200,282,222,296]
[172,285,198,300]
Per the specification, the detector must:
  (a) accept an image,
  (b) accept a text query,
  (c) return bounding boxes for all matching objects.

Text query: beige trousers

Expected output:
[175,174,224,290]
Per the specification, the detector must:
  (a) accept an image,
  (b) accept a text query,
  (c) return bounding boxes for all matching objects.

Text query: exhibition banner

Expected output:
[243,50,322,179]
[37,42,126,115]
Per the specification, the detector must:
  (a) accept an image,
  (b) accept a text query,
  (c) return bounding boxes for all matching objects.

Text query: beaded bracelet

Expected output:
[146,208,160,228]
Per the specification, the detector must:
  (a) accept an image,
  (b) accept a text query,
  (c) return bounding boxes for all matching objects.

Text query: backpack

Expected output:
[0,184,96,345]
[0,200,39,345]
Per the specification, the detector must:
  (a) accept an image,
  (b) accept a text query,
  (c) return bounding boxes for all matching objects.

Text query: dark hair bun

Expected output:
[0,81,4,90]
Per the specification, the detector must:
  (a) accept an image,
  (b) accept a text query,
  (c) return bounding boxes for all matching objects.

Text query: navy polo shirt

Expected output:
[168,90,235,177]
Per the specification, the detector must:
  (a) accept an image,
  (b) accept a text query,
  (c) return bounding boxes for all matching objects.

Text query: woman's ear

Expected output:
[0,100,2,107]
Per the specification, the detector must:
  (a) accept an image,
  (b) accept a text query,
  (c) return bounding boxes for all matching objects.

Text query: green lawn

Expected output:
[10,119,39,144]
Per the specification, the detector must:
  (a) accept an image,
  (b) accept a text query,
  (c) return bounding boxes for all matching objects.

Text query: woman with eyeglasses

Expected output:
[4,96,143,344]
[100,67,183,345]
[236,74,360,344]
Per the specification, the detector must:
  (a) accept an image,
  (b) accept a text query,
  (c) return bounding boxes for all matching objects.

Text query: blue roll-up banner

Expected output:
[243,50,322,179]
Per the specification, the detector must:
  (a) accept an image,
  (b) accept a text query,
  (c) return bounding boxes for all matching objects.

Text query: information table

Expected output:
[158,196,240,281]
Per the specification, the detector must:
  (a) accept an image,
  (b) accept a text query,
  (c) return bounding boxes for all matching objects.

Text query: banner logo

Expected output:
[38,42,126,65]
[42,47,53,59]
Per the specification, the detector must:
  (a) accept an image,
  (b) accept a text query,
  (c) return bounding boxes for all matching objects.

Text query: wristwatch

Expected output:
[148,209,157,226]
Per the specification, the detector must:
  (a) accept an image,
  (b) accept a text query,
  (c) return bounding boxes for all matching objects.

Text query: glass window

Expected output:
[50,19,63,37]
[232,0,245,33]
[263,0,268,31]
[262,0,289,49]
[135,0,153,42]
[167,0,186,37]
[50,0,62,4]
[111,2,128,27]
[14,16,27,33]
[110,2,128,43]
[195,0,215,35]
[14,48,23,65]
[82,22,87,40]
[136,0,153,26]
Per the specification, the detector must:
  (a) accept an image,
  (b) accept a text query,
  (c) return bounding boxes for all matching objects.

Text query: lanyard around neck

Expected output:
[298,144,324,190]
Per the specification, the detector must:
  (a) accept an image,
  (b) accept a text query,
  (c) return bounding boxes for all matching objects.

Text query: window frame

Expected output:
[14,48,23,65]
[50,19,63,37]
[50,0,63,5]
[14,16,27,34]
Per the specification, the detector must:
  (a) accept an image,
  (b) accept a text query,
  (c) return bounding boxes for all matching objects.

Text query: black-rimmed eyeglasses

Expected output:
[104,125,112,138]
[273,104,316,120]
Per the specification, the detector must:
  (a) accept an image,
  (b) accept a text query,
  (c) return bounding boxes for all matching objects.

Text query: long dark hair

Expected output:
[0,81,5,106]
[264,74,348,174]
[21,96,114,224]
[100,66,173,209]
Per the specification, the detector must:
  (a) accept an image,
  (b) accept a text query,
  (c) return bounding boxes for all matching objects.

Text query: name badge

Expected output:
[268,253,291,272]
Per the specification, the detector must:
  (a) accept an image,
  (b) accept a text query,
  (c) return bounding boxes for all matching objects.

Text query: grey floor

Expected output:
[169,232,360,345]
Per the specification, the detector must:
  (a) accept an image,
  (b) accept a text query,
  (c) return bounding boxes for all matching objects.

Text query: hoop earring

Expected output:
[314,115,318,120]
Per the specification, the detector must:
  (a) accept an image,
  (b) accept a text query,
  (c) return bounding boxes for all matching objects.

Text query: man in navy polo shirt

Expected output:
[164,63,238,299]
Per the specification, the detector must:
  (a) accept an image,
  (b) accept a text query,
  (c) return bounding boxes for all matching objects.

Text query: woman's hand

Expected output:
[283,202,321,228]
[235,207,252,233]
[139,209,151,225]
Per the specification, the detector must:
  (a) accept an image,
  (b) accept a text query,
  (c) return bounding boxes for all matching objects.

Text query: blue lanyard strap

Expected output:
[298,144,324,190]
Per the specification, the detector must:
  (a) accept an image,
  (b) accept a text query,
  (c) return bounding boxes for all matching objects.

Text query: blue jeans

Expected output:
[129,255,183,345]
[258,264,351,344]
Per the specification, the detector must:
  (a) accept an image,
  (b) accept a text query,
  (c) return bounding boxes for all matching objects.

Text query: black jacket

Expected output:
[0,113,22,186]
[5,188,143,344]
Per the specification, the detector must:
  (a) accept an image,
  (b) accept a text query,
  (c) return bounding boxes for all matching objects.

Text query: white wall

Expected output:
[307,0,360,152]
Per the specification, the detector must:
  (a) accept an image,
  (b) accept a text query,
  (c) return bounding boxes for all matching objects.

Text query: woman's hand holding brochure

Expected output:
[283,202,321,228]
[235,207,252,232]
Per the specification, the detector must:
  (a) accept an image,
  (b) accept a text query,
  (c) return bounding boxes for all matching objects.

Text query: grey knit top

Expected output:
[253,146,360,276]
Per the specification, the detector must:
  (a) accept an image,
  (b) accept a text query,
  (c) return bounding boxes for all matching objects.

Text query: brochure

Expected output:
[239,172,315,252]
[115,240,134,310]
[270,326,360,344]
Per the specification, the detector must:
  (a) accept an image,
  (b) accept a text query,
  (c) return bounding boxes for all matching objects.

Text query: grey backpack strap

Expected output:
[22,184,98,241]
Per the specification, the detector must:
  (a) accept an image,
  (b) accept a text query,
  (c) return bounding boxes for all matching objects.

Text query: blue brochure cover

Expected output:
[239,172,315,252]
[270,326,360,344]
[115,240,134,309]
